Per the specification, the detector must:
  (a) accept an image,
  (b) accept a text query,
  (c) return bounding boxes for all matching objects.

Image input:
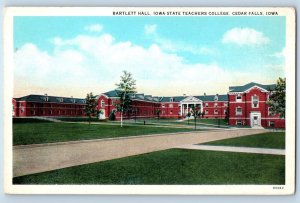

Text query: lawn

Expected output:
[185,118,228,125]
[13,122,201,145]
[122,118,229,128]
[13,149,285,185]
[202,132,285,149]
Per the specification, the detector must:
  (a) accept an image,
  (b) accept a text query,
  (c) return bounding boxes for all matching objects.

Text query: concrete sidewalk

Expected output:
[176,144,285,155]
[13,128,268,177]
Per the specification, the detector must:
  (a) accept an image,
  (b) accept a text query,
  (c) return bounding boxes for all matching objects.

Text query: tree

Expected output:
[155,109,161,120]
[109,110,116,121]
[190,106,201,130]
[267,77,286,118]
[115,71,137,127]
[85,92,98,126]
[186,112,191,125]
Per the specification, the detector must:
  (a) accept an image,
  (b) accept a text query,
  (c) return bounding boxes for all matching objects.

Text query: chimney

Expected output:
[44,93,48,96]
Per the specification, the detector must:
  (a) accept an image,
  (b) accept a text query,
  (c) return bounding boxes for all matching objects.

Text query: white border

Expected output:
[3,7,296,195]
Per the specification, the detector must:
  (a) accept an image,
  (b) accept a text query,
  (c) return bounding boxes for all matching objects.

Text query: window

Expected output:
[214,103,218,107]
[170,98,174,102]
[224,103,228,107]
[205,103,208,107]
[169,103,173,108]
[101,100,105,108]
[214,95,218,101]
[269,121,275,127]
[214,109,218,114]
[236,95,242,102]
[236,107,242,115]
[31,110,35,115]
[49,110,52,115]
[45,97,49,102]
[42,110,45,115]
[236,120,242,126]
[59,98,63,102]
[205,110,209,114]
[252,95,259,108]
[162,104,165,108]
[170,110,173,114]
[224,110,227,115]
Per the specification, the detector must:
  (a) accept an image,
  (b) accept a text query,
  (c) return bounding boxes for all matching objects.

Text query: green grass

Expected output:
[122,118,229,128]
[13,122,201,145]
[185,118,228,125]
[13,117,52,123]
[56,117,102,122]
[202,132,285,149]
[13,149,285,185]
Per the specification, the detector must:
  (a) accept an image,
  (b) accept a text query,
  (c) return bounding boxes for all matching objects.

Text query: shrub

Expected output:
[109,111,116,121]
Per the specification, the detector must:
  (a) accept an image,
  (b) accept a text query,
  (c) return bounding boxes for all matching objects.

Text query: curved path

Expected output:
[13,128,268,177]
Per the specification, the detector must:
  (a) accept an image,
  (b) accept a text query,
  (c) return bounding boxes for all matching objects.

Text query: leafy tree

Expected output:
[267,77,286,118]
[155,109,161,120]
[190,106,202,130]
[109,110,116,121]
[115,71,137,127]
[186,112,191,125]
[201,111,205,119]
[84,92,97,126]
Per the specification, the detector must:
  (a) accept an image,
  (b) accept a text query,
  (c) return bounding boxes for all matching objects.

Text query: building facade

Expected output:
[228,82,285,128]
[12,95,86,117]
[12,82,285,128]
[96,90,228,120]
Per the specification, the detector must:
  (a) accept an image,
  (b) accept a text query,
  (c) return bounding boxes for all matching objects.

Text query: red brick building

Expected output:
[96,90,228,120]
[12,94,86,117]
[12,82,285,128]
[228,82,285,128]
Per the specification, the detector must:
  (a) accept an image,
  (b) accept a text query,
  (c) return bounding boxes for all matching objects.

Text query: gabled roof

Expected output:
[160,96,186,102]
[158,94,228,102]
[229,82,276,93]
[196,94,228,101]
[102,90,119,97]
[14,95,86,104]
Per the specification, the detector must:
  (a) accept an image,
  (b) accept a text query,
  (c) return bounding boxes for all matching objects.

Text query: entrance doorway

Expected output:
[250,112,261,127]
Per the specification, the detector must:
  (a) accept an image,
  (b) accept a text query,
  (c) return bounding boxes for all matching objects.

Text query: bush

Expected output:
[109,111,116,121]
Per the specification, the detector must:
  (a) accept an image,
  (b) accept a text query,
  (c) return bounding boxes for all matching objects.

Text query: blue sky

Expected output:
[13,16,286,97]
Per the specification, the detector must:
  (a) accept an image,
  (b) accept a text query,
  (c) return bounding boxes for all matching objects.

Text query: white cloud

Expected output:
[222,27,270,46]
[144,24,216,56]
[144,24,157,35]
[84,24,103,32]
[14,32,276,98]
[271,46,287,59]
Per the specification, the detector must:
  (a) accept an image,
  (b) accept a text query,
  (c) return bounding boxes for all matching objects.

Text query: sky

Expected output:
[13,16,286,98]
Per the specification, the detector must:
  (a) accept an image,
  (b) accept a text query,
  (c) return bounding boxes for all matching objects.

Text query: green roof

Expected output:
[102,89,229,102]
[14,95,86,104]
[160,95,228,102]
[102,90,119,97]
[229,82,276,93]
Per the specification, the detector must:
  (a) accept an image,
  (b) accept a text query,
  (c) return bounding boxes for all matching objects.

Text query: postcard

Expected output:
[3,7,295,195]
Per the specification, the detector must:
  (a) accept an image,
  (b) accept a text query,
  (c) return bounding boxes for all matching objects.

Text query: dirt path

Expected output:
[13,128,268,177]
